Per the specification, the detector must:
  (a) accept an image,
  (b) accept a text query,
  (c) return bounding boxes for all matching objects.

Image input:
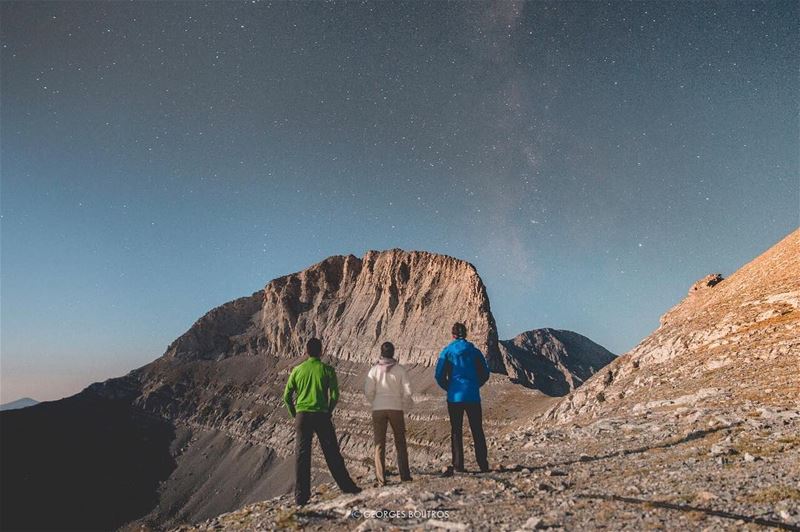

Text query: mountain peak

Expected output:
[0,397,39,411]
[499,328,615,396]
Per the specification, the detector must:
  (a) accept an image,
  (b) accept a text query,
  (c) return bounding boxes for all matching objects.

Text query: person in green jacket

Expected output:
[283,337,361,506]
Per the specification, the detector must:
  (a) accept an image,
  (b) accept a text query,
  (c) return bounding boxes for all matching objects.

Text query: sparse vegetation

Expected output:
[742,486,800,504]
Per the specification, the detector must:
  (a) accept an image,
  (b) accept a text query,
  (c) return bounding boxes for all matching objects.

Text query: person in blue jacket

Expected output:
[434,322,491,475]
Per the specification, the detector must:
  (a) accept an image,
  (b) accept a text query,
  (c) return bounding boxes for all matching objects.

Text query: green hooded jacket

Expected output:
[283,357,340,417]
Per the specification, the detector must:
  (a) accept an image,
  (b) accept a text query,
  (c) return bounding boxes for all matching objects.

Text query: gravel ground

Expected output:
[173,404,800,531]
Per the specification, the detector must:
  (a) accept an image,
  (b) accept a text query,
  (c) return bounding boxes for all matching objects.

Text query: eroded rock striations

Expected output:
[0,249,613,531]
[163,251,500,368]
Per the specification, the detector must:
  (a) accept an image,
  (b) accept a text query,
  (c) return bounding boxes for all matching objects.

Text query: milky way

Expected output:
[1,1,797,401]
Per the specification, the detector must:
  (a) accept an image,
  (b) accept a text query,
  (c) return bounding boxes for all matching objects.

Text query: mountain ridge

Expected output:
[499,328,616,396]
[0,397,39,411]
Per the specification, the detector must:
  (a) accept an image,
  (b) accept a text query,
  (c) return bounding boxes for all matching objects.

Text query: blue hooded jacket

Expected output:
[434,338,490,403]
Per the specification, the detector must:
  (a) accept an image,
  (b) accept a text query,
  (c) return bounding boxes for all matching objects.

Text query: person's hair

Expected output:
[452,322,467,338]
[381,341,395,359]
[306,338,322,358]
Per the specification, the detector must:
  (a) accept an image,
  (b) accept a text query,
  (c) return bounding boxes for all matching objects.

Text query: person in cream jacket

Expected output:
[364,341,414,486]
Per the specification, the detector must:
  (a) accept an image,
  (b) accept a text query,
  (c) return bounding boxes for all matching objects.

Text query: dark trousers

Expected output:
[372,410,411,484]
[294,411,357,504]
[447,402,488,471]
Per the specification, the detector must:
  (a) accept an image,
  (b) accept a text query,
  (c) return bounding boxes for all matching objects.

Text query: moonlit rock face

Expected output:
[257,250,501,367]
[164,249,501,368]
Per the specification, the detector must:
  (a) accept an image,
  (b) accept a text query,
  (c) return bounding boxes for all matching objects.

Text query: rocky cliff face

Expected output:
[163,251,500,368]
[0,249,614,531]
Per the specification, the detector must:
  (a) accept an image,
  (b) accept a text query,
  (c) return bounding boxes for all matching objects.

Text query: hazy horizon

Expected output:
[2,1,798,403]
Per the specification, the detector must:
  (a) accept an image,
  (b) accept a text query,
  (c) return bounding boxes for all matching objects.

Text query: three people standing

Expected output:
[283,323,490,505]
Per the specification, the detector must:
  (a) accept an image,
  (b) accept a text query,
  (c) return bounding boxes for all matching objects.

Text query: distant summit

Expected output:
[499,329,616,396]
[0,397,38,411]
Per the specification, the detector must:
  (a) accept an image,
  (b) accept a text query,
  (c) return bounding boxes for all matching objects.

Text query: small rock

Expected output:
[694,491,717,503]
[624,484,641,495]
[520,516,543,529]
[709,444,737,456]
[418,491,439,502]
[743,452,759,462]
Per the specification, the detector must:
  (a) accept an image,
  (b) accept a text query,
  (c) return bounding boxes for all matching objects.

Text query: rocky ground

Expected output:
[173,400,800,531]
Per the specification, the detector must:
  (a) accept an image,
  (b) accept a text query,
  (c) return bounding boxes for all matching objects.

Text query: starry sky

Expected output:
[1,1,798,402]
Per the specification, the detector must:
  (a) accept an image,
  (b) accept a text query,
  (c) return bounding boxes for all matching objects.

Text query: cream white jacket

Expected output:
[364,363,414,412]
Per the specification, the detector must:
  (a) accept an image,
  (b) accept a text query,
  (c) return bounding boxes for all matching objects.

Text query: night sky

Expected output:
[2,1,797,402]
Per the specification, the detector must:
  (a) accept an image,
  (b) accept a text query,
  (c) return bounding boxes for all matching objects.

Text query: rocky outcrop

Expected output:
[499,329,616,396]
[162,250,500,368]
[658,272,725,327]
[256,250,501,368]
[691,272,724,291]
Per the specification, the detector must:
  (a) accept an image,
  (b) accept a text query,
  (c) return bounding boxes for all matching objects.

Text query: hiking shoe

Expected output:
[440,466,454,478]
[342,486,362,495]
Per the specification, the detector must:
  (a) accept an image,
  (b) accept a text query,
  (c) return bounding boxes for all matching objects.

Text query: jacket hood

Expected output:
[448,338,474,356]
